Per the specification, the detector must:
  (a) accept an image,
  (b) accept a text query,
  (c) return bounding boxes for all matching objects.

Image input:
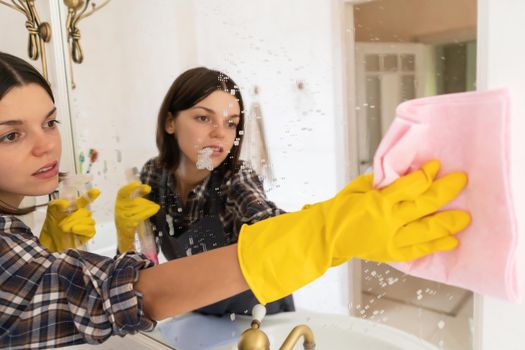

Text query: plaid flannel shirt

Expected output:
[0,215,155,349]
[140,158,284,242]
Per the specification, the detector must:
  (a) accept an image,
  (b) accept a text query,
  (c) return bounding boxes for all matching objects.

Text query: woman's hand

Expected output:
[115,181,160,253]
[39,188,100,252]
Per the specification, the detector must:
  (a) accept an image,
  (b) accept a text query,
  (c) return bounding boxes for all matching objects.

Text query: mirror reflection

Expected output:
[0,0,477,349]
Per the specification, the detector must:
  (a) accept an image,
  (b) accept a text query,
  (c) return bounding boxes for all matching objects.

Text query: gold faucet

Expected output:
[279,325,316,350]
[237,305,316,350]
[237,318,270,350]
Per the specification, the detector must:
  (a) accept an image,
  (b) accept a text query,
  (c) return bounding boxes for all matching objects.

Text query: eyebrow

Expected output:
[191,106,215,114]
[0,107,57,126]
[191,106,240,118]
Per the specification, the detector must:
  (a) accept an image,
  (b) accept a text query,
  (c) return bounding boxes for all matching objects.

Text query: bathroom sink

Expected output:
[149,310,438,350]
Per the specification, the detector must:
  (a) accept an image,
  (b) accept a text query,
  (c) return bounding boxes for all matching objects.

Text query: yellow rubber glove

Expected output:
[39,188,101,252]
[237,160,471,304]
[115,181,160,253]
[328,160,469,265]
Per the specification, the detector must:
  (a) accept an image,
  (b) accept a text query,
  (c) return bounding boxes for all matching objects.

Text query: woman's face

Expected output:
[0,84,61,206]
[166,90,241,171]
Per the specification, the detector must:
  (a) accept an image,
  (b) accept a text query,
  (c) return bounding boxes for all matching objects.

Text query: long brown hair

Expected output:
[156,67,245,175]
[0,52,55,215]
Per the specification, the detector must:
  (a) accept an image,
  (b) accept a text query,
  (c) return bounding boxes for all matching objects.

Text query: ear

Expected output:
[165,112,176,134]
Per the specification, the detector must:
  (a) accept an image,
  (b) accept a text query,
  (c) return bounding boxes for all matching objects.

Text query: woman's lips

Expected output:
[204,146,223,157]
[32,161,58,179]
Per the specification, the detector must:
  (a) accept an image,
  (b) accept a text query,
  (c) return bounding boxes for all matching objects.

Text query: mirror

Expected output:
[0,0,477,348]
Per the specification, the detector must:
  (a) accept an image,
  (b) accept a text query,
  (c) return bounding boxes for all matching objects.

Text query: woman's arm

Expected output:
[0,216,156,348]
[134,244,249,320]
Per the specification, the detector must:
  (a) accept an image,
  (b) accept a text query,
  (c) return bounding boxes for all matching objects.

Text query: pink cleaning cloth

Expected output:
[373,89,519,302]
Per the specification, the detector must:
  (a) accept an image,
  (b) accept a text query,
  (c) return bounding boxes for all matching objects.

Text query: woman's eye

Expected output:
[44,119,61,129]
[196,115,209,122]
[0,132,20,143]
[227,120,238,129]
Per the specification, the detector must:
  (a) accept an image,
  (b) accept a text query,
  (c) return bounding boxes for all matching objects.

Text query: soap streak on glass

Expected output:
[196,147,214,171]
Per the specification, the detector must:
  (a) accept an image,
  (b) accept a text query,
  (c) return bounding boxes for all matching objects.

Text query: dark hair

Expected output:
[0,51,55,215]
[156,67,245,174]
[0,51,54,102]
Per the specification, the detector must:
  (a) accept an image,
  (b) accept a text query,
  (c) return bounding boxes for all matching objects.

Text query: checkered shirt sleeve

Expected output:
[224,165,285,234]
[0,216,155,349]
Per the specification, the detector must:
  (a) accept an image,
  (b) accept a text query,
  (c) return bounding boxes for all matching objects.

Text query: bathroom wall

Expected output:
[474,0,525,348]
[0,10,31,64]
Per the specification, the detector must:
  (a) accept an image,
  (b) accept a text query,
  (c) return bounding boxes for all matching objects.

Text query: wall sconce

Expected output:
[63,0,110,64]
[0,0,110,87]
[63,0,110,88]
[0,0,52,80]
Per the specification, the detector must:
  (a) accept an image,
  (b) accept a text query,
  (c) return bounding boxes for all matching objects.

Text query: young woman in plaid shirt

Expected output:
[0,51,471,348]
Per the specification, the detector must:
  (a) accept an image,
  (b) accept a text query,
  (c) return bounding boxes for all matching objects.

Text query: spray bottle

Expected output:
[125,167,159,264]
[58,174,95,250]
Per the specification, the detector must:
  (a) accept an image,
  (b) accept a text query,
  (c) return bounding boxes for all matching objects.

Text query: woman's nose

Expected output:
[210,122,226,138]
[31,132,55,156]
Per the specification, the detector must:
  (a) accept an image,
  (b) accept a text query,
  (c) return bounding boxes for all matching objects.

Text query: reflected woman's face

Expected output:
[165,90,241,171]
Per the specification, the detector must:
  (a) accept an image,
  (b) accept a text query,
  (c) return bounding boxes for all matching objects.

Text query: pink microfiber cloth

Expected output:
[373,89,520,302]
